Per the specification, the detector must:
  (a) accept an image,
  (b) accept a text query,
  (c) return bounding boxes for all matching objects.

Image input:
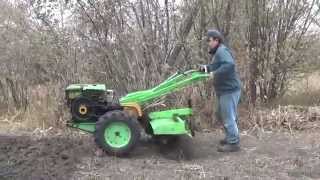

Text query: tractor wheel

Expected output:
[71,97,94,121]
[94,110,140,156]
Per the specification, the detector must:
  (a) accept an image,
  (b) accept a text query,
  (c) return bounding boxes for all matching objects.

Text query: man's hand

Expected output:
[198,64,208,73]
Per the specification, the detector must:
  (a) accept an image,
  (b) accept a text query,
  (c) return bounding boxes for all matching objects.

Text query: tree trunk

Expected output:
[166,1,200,66]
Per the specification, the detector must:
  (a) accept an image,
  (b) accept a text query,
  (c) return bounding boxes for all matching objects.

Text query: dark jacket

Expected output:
[206,44,241,95]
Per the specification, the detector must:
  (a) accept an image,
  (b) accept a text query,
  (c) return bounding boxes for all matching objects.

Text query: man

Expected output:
[200,29,241,152]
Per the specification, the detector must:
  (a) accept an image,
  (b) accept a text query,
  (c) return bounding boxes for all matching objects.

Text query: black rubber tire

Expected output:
[70,97,94,121]
[94,110,140,156]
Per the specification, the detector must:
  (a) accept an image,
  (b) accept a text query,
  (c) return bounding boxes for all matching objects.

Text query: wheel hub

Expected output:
[79,104,88,115]
[104,122,131,148]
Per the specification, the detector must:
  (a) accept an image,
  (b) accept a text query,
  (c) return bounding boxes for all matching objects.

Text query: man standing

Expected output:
[200,29,241,152]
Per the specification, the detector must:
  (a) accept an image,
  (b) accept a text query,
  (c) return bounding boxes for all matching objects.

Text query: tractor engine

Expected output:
[65,84,122,122]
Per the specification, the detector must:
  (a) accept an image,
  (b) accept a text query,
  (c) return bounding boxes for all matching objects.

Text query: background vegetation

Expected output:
[0,0,319,130]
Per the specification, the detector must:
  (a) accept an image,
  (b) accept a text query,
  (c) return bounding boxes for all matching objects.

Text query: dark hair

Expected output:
[207,29,224,43]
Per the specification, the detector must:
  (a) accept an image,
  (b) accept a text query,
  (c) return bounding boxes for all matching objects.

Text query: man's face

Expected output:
[208,37,219,49]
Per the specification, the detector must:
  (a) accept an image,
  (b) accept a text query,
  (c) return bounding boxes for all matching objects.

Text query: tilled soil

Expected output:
[0,133,94,180]
[0,130,320,180]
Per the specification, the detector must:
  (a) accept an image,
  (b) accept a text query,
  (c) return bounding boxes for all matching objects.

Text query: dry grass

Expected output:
[0,83,69,132]
[247,105,320,132]
[273,91,320,106]
[243,71,320,132]
[275,71,320,106]
[288,71,320,93]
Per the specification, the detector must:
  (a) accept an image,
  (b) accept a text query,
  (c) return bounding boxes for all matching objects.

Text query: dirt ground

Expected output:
[0,128,320,180]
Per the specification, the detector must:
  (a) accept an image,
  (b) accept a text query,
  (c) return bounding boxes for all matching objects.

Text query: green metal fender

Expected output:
[148,108,193,135]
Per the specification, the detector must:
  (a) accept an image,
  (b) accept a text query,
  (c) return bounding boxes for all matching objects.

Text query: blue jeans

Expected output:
[215,90,241,144]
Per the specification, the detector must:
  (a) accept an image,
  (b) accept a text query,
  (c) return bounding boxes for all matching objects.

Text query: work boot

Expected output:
[217,143,240,152]
[219,139,227,145]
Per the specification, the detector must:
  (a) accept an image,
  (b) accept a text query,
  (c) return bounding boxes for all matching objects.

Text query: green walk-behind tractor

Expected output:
[65,70,210,156]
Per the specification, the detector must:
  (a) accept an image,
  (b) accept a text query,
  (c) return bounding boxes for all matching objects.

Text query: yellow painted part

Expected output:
[79,104,88,115]
[121,102,143,117]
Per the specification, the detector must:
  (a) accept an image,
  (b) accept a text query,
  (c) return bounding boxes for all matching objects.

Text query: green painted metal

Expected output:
[66,84,106,91]
[69,122,96,133]
[149,108,193,135]
[149,108,193,119]
[119,70,209,105]
[150,118,188,135]
[104,122,131,148]
[66,84,106,100]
